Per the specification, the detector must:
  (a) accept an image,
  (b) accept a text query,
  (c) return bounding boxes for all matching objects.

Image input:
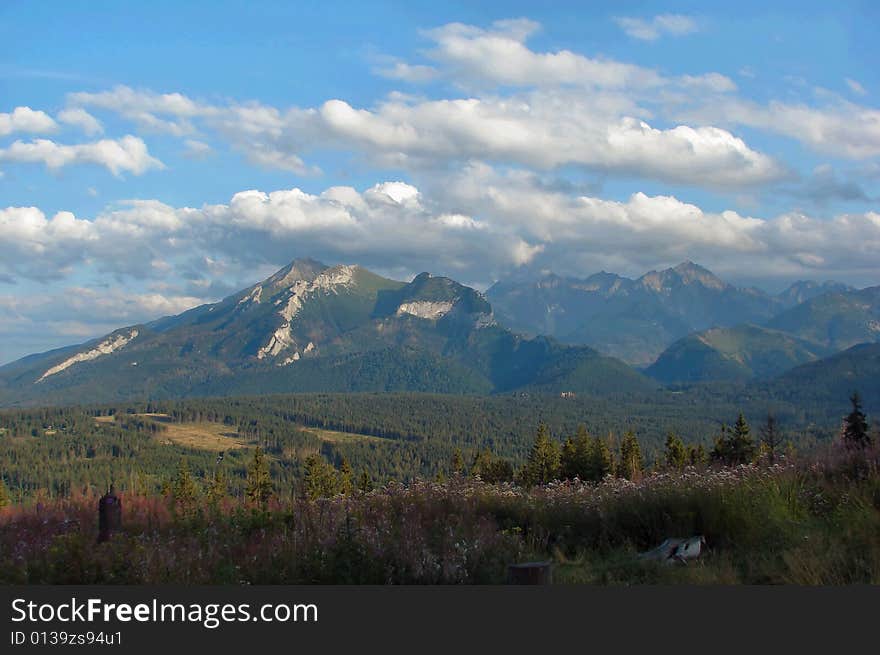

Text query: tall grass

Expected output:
[1,446,877,584]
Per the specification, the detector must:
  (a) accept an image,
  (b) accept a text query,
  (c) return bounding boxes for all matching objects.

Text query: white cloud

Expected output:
[301,94,782,186]
[0,106,57,136]
[683,98,880,159]
[376,61,439,83]
[2,174,878,292]
[0,288,205,364]
[66,82,771,187]
[421,19,667,89]
[182,139,213,159]
[614,14,699,41]
[57,107,103,135]
[0,135,164,176]
[845,78,867,96]
[67,86,208,135]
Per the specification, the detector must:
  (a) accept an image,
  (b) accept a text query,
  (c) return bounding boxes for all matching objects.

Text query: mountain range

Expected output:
[0,258,877,406]
[486,262,855,367]
[0,259,653,406]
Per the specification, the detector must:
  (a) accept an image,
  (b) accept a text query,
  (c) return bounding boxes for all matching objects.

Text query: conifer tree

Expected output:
[172,459,199,507]
[712,415,756,465]
[590,437,615,480]
[357,469,374,494]
[561,437,578,480]
[451,448,464,475]
[664,432,688,470]
[522,423,561,486]
[302,454,339,500]
[206,469,228,507]
[246,446,273,506]
[338,458,354,495]
[759,413,785,464]
[618,432,643,480]
[843,392,871,448]
[688,443,707,466]
[561,425,593,480]
[471,449,493,478]
[0,476,9,508]
[731,413,756,464]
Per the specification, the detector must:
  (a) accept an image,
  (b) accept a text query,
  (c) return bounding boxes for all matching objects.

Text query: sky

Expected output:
[1,0,879,363]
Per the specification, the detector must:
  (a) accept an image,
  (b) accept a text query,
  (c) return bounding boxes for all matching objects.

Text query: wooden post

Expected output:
[508,561,553,584]
[98,485,122,543]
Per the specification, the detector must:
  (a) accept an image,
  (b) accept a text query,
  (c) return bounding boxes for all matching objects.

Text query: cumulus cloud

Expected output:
[411,19,727,93]
[67,86,208,135]
[57,107,103,135]
[0,135,163,176]
[0,106,57,136]
[66,83,773,187]
[420,19,665,89]
[303,95,782,186]
[614,14,699,41]
[2,174,878,293]
[429,163,880,282]
[680,97,880,160]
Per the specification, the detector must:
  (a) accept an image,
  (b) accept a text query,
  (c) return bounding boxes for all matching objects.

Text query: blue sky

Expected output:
[0,1,878,362]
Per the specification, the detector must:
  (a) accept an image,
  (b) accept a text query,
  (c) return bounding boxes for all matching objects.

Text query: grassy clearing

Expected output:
[154,421,247,452]
[300,426,386,444]
[95,413,247,451]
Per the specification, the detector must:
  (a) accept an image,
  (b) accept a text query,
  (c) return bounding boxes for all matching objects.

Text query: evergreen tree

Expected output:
[470,449,493,478]
[713,415,756,465]
[688,443,707,466]
[618,432,643,480]
[246,446,273,506]
[664,432,688,470]
[560,425,593,480]
[843,392,871,448]
[521,423,561,486]
[206,469,228,507]
[484,458,515,484]
[451,448,464,475]
[759,413,785,465]
[302,454,340,500]
[561,437,578,480]
[0,476,9,508]
[590,437,615,480]
[171,459,199,507]
[732,413,756,464]
[338,458,354,495]
[357,469,374,494]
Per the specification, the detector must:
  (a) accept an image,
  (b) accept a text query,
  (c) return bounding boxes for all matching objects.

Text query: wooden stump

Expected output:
[98,486,122,543]
[508,561,553,585]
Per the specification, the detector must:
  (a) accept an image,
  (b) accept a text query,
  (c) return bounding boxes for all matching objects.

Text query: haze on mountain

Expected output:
[0,258,653,407]
[487,261,871,369]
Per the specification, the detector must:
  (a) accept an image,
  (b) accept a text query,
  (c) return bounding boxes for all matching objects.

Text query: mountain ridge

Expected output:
[0,258,655,406]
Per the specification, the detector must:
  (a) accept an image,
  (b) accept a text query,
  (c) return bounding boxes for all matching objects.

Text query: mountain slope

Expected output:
[776,280,854,309]
[645,324,831,384]
[756,343,880,414]
[765,286,880,350]
[487,262,784,365]
[0,260,654,406]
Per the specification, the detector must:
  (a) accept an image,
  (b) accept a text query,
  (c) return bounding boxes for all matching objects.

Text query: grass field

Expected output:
[96,414,248,452]
[300,426,387,444]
